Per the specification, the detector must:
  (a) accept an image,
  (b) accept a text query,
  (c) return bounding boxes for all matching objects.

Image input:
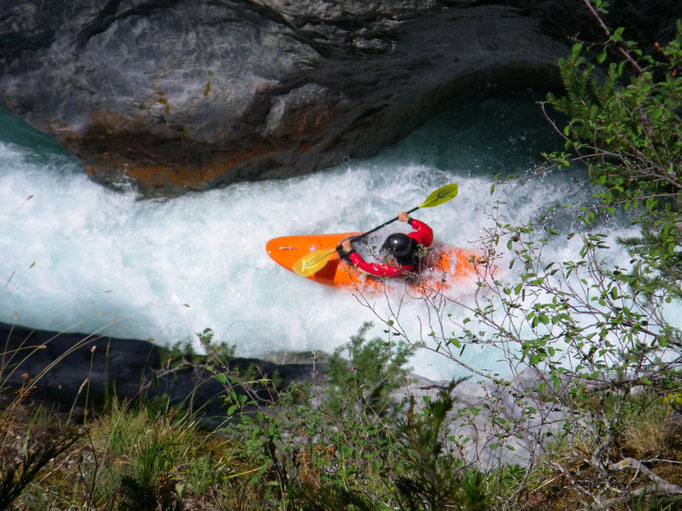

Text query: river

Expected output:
[0,92,640,380]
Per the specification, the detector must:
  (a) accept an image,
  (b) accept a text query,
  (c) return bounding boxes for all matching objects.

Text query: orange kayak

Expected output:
[266,232,481,294]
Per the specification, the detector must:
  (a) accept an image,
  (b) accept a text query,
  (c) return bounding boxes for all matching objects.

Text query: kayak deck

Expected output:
[266,232,481,293]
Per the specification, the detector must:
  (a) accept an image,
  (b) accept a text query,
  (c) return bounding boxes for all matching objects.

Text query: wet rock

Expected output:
[0,2,598,194]
[0,322,323,426]
[2,1,679,196]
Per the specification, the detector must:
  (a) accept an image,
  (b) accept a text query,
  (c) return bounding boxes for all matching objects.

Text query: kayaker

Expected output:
[337,211,433,278]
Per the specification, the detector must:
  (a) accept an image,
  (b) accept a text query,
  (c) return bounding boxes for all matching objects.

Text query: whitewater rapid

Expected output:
[0,95,639,380]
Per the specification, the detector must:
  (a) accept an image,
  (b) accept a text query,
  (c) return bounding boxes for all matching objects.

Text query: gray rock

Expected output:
[4,0,676,195]
[0,322,322,427]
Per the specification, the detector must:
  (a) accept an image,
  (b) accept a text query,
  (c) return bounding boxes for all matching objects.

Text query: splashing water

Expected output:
[0,94,641,380]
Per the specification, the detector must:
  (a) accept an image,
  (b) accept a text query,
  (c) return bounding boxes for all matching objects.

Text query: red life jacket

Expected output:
[348,218,433,278]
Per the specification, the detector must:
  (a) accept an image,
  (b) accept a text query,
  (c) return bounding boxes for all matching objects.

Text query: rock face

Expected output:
[0,0,679,196]
[0,322,325,426]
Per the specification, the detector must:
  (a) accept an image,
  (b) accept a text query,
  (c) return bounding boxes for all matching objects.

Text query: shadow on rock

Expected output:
[0,322,326,427]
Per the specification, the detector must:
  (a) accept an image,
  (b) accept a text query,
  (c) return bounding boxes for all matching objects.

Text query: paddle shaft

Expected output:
[295,208,418,277]
[350,205,420,243]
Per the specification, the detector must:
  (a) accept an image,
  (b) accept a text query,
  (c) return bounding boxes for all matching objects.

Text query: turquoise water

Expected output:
[0,94,640,380]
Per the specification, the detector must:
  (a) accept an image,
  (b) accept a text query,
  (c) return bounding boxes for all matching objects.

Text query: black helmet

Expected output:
[382,233,412,258]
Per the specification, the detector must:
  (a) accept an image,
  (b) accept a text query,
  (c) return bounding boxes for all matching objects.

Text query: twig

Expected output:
[609,457,682,495]
[580,0,643,73]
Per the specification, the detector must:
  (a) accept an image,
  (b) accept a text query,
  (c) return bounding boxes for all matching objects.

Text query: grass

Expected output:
[1,391,271,510]
[515,395,682,511]
[1,324,682,510]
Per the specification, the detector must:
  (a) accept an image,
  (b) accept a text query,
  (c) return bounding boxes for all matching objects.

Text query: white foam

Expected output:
[0,99,665,380]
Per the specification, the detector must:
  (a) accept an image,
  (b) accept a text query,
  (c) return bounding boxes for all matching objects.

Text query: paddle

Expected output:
[292,183,459,277]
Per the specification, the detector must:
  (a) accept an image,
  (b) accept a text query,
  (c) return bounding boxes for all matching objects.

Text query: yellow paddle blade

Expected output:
[419,183,458,209]
[292,248,337,277]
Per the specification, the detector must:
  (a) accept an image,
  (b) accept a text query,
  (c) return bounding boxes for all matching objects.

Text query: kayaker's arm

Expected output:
[398,210,433,247]
[337,238,408,277]
[406,217,433,247]
[348,252,409,278]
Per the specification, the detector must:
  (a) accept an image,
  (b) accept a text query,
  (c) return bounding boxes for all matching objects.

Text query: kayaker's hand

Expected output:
[336,238,354,262]
[398,211,410,222]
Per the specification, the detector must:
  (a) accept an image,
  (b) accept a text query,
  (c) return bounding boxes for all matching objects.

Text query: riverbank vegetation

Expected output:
[2,1,681,509]
[1,322,681,510]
